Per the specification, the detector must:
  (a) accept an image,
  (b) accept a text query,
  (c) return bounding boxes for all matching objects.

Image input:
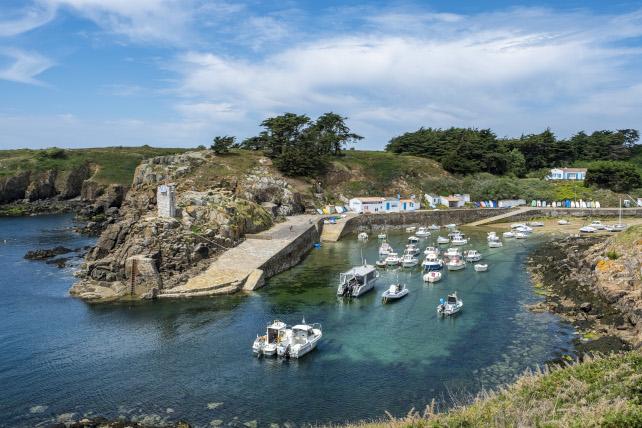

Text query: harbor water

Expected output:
[0,215,576,427]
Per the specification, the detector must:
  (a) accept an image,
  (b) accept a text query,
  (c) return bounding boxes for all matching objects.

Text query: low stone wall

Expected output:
[257,219,323,280]
[338,208,514,239]
[491,208,642,224]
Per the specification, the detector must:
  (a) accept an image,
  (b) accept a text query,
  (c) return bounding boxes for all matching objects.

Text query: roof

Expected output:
[343,265,376,276]
[444,196,462,201]
[551,167,587,173]
[351,197,385,203]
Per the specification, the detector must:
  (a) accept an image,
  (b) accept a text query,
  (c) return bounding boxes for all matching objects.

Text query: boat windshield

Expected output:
[447,296,457,304]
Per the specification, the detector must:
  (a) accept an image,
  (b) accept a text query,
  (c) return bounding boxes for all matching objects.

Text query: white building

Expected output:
[348,196,420,213]
[547,167,587,181]
[424,194,440,208]
[399,197,420,211]
[439,194,470,208]
[157,184,177,218]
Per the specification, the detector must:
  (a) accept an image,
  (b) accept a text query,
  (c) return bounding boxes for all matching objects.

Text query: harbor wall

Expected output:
[338,208,513,239]
[487,208,642,224]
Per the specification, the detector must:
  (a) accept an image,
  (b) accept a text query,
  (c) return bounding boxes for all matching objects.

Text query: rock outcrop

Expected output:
[71,150,305,302]
[0,164,91,204]
[0,171,31,203]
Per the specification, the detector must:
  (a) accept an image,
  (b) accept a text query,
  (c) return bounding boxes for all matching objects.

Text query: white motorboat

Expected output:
[437,293,463,316]
[428,224,440,230]
[400,252,419,268]
[357,232,368,240]
[381,283,409,303]
[423,246,440,256]
[423,271,442,283]
[487,231,498,241]
[405,226,416,233]
[451,234,468,246]
[515,231,528,239]
[557,219,570,225]
[377,232,387,240]
[464,249,482,262]
[474,263,488,272]
[510,223,525,229]
[579,226,597,233]
[384,252,401,266]
[405,244,421,256]
[590,220,605,230]
[502,231,515,238]
[447,229,464,238]
[276,319,322,359]
[408,236,420,244]
[415,227,431,237]
[422,253,443,271]
[437,236,450,245]
[488,240,503,248]
[375,258,387,268]
[446,256,466,271]
[443,247,461,258]
[252,320,288,356]
[528,221,544,227]
[379,241,393,256]
[337,264,379,297]
[445,223,457,229]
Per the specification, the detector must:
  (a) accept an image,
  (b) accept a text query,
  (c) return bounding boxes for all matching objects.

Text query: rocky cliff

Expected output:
[529,226,642,350]
[0,164,92,204]
[70,150,305,302]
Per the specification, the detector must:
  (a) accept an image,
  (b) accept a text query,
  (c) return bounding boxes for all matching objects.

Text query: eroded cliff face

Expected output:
[70,150,305,302]
[0,164,92,204]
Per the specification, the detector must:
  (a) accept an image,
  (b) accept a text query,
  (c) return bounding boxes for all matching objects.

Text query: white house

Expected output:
[440,194,470,208]
[348,197,386,213]
[547,168,587,181]
[424,194,440,208]
[399,197,420,211]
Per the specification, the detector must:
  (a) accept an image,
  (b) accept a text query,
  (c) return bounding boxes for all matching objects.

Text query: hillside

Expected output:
[348,351,642,428]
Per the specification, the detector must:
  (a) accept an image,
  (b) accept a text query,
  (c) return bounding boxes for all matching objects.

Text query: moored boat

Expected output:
[276,319,322,359]
[357,232,368,240]
[557,219,569,225]
[384,252,401,266]
[437,236,450,244]
[502,231,515,238]
[422,253,443,271]
[428,224,440,230]
[446,256,466,271]
[464,249,482,262]
[515,231,528,239]
[579,226,597,233]
[415,227,431,237]
[451,234,468,246]
[337,264,379,297]
[379,241,393,256]
[437,293,463,316]
[405,226,416,233]
[474,263,488,272]
[407,235,420,244]
[423,271,442,283]
[252,320,288,356]
[381,283,409,303]
[423,246,440,256]
[400,252,419,268]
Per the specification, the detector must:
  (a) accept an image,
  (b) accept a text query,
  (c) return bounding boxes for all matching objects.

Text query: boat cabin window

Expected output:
[447,296,457,304]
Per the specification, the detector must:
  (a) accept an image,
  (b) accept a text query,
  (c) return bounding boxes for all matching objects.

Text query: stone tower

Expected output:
[157,184,176,218]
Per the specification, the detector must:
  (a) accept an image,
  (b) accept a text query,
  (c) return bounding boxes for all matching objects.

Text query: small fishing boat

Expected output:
[423,246,440,256]
[445,223,457,229]
[415,227,431,237]
[400,252,419,268]
[405,226,416,233]
[528,221,544,227]
[502,231,515,238]
[385,252,401,266]
[337,264,379,297]
[446,256,466,271]
[447,229,464,238]
[377,232,387,239]
[590,220,605,230]
[375,258,387,268]
[437,293,463,316]
[379,241,393,256]
[579,226,597,233]
[443,247,461,258]
[488,240,503,248]
[474,263,488,272]
[557,219,569,225]
[422,253,443,271]
[381,283,408,303]
[423,271,442,283]
[515,231,528,239]
[510,223,525,229]
[276,318,322,359]
[252,320,288,356]
[357,232,368,241]
[487,231,498,241]
[464,249,482,262]
[408,235,420,244]
[428,224,440,230]
[451,234,468,246]
[405,244,421,256]
[437,236,450,245]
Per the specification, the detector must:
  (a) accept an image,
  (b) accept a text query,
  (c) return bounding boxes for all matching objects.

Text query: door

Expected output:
[403,202,407,210]
[386,202,390,211]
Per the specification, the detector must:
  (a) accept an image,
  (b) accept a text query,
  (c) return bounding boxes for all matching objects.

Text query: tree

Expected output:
[211,136,236,154]
[260,113,311,158]
[311,112,363,155]
[585,161,642,192]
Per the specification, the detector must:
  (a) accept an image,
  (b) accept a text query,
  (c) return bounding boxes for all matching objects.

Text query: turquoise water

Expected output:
[0,215,575,427]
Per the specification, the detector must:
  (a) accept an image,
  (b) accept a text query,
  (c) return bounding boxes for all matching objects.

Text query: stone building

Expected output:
[157,184,176,217]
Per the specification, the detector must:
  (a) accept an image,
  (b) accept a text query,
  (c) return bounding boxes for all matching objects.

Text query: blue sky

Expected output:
[2,1,642,150]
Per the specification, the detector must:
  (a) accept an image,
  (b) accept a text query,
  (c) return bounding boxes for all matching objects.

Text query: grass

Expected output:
[0,146,191,184]
[343,351,642,428]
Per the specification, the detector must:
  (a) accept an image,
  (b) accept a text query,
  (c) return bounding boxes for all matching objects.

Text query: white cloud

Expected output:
[170,7,642,146]
[0,49,54,85]
[0,3,56,37]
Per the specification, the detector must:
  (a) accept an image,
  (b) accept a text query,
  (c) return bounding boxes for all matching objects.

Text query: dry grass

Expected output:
[337,351,642,428]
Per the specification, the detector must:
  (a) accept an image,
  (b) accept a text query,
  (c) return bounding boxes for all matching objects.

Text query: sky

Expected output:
[2,1,642,150]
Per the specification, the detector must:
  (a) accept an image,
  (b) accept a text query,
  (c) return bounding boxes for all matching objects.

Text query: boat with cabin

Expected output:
[437,293,463,316]
[337,264,379,297]
[423,271,442,283]
[384,252,401,266]
[379,241,393,256]
[357,232,368,240]
[415,227,431,237]
[408,235,420,244]
[464,249,482,262]
[276,318,322,359]
[446,255,466,271]
[423,246,440,256]
[422,253,443,271]
[437,236,450,244]
[400,252,419,268]
[252,320,288,356]
[451,234,468,246]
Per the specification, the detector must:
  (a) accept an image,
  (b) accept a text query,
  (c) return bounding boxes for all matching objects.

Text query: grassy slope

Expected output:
[347,351,642,428]
[0,146,191,185]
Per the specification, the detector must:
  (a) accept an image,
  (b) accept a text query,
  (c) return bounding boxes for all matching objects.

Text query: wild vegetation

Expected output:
[344,351,642,428]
